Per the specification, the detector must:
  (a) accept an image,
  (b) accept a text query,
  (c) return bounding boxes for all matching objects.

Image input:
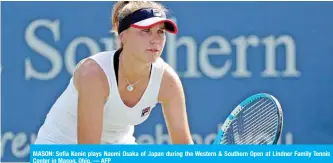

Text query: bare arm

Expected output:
[73,59,109,144]
[158,64,193,144]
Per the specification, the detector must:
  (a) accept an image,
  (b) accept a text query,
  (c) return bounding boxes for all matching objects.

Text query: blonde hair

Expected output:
[111,1,169,34]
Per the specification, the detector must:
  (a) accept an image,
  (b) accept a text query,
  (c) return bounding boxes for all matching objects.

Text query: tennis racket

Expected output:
[213,93,283,145]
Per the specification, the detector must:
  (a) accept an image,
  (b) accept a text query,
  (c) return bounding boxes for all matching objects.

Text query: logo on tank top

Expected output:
[141,107,151,117]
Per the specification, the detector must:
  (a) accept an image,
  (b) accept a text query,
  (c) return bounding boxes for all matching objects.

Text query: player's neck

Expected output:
[120,50,151,82]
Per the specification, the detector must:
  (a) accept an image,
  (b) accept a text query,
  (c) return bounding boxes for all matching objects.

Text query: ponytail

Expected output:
[111,1,129,34]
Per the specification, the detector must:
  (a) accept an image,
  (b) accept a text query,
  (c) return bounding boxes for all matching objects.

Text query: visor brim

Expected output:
[130,17,178,34]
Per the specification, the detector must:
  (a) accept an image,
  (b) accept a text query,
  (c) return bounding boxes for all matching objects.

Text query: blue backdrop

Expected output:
[2,1,333,162]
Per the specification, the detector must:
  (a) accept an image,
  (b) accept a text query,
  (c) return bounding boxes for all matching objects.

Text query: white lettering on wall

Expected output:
[24,18,301,81]
[24,19,118,80]
[261,35,301,77]
[231,35,260,77]
[25,19,62,80]
[199,36,232,79]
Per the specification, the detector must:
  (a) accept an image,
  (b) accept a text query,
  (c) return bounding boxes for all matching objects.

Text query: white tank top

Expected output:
[34,50,165,144]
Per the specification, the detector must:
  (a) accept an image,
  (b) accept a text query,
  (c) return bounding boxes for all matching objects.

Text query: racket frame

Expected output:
[213,93,283,145]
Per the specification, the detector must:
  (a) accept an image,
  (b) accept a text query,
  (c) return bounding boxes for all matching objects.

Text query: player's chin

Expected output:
[145,52,161,63]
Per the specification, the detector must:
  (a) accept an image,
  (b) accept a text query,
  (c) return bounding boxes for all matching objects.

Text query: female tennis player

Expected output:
[34,1,194,144]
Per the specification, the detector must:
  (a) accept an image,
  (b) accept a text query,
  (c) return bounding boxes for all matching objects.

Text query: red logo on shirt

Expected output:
[141,107,151,117]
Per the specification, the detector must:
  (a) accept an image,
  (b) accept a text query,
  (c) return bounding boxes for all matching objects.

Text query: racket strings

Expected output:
[221,99,267,144]
[235,107,246,144]
[241,101,274,135]
[230,124,237,144]
[223,125,236,144]
[221,97,279,144]
[243,105,276,134]
[241,116,277,144]
[224,98,268,143]
[231,117,242,143]
[247,119,277,144]
[241,104,276,135]
[241,99,277,144]
[243,98,269,115]
[241,98,278,144]
[220,120,239,144]
[237,98,270,144]
[242,104,275,127]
